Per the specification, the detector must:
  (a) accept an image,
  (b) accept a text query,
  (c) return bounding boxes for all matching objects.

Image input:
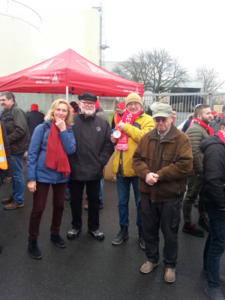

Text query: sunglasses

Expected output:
[154,117,167,123]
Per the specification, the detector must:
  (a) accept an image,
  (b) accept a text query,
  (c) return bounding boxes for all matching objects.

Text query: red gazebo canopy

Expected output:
[0,49,144,97]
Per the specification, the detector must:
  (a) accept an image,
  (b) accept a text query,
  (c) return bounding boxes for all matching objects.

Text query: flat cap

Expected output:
[152,103,173,118]
[78,93,97,102]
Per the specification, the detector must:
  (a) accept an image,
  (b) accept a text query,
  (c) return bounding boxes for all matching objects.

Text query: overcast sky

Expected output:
[20,0,225,88]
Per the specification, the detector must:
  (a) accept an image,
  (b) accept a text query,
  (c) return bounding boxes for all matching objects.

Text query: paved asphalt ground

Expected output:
[0,161,224,300]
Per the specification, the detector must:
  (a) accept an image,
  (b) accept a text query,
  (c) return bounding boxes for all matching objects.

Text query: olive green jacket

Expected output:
[185,122,209,174]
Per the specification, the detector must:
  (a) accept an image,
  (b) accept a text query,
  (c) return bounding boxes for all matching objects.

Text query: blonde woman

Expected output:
[26,99,76,259]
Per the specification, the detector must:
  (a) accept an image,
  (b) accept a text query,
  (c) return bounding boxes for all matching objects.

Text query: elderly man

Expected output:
[132,103,193,283]
[67,93,114,240]
[0,91,30,210]
[111,93,155,249]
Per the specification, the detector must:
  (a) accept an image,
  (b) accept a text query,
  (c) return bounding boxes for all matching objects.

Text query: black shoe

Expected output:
[204,287,225,300]
[65,194,70,201]
[112,226,129,245]
[67,228,81,239]
[28,240,42,259]
[50,234,66,248]
[201,269,225,285]
[182,224,205,237]
[198,217,209,232]
[88,230,104,240]
[138,230,145,250]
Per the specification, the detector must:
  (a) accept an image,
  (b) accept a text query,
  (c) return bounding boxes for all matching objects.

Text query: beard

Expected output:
[201,116,210,125]
[80,107,95,117]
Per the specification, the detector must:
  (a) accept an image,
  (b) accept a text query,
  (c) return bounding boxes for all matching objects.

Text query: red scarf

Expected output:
[220,113,224,119]
[115,109,142,151]
[189,118,214,135]
[216,130,225,145]
[45,121,71,178]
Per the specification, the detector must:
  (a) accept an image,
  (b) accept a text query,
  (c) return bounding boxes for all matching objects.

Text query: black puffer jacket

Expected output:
[200,134,225,209]
[0,104,30,155]
[68,112,114,181]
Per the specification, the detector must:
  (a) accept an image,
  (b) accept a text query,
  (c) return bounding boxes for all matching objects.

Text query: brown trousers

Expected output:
[28,181,67,241]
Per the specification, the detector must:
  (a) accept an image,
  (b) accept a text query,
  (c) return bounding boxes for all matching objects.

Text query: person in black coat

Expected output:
[0,121,13,253]
[26,104,45,137]
[67,93,114,241]
[200,116,225,300]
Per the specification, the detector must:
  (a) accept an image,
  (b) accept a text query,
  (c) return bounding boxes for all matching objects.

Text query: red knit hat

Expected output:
[117,102,125,110]
[211,110,218,117]
[95,99,100,110]
[30,104,38,111]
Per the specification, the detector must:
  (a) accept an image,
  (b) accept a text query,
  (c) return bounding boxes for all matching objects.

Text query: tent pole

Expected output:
[113,97,116,114]
[66,86,69,101]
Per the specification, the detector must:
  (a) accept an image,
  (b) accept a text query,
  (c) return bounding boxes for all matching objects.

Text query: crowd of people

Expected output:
[0,91,224,300]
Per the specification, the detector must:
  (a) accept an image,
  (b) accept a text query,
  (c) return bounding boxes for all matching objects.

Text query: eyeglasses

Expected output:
[154,117,167,123]
[80,101,95,107]
[127,102,140,107]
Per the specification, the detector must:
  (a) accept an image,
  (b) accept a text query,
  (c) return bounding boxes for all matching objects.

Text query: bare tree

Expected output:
[113,49,189,93]
[195,66,225,92]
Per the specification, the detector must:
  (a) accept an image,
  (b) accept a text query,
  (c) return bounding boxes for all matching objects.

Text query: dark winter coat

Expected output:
[27,120,76,184]
[0,104,30,155]
[200,135,225,209]
[185,122,209,174]
[210,115,222,134]
[0,122,13,178]
[68,112,114,181]
[26,110,45,137]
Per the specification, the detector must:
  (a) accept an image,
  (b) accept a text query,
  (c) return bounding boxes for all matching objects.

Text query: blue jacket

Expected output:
[27,120,76,184]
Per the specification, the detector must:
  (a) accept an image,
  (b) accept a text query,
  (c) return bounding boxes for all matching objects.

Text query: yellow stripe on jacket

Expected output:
[0,124,8,170]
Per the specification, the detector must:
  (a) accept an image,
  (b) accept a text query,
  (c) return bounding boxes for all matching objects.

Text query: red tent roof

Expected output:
[0,49,144,97]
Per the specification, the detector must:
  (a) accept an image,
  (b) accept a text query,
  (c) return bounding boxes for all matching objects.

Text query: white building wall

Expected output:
[82,9,100,66]
[0,13,41,77]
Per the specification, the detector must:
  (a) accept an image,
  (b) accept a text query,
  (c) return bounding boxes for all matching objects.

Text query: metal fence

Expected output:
[142,92,225,126]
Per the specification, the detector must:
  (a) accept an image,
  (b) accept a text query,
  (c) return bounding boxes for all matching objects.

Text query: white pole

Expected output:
[66,86,69,101]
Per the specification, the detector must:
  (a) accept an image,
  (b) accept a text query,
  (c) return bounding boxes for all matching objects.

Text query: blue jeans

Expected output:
[99,178,104,204]
[203,206,225,288]
[116,176,141,229]
[11,154,24,204]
